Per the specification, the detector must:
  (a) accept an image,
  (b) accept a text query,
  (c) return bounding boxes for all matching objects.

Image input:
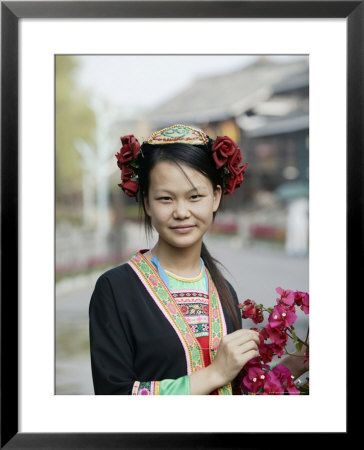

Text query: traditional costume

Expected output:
[89,249,241,395]
[90,124,248,395]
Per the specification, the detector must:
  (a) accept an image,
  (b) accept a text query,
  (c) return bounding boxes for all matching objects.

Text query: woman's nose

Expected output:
[173,200,191,219]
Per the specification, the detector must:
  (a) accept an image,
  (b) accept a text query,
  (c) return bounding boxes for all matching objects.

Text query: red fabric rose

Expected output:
[226,150,243,176]
[120,164,134,181]
[211,136,239,168]
[211,135,247,195]
[116,134,140,167]
[224,163,247,195]
[119,179,139,199]
[120,164,139,200]
[115,134,141,200]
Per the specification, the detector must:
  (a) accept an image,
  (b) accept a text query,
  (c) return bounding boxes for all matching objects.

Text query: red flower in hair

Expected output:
[211,136,239,168]
[116,135,140,166]
[116,134,141,200]
[211,136,247,195]
[118,179,139,198]
[226,149,243,176]
[224,163,247,195]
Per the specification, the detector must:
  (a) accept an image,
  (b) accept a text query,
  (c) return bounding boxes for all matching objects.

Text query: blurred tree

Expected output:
[55,56,96,215]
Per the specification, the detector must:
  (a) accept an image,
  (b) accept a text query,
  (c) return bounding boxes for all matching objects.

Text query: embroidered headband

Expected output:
[115,124,248,200]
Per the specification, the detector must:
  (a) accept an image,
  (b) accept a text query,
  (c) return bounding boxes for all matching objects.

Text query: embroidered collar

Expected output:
[128,251,232,395]
[151,254,208,289]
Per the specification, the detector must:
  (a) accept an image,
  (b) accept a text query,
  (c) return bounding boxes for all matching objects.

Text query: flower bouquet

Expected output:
[236,288,309,395]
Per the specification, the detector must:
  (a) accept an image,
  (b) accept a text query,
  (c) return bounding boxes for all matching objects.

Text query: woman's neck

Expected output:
[150,240,202,278]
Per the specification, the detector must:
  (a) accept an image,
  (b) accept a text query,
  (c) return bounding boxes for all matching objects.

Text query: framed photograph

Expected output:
[2,1,359,447]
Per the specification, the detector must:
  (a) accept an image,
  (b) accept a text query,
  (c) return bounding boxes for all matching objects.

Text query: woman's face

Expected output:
[144,160,222,251]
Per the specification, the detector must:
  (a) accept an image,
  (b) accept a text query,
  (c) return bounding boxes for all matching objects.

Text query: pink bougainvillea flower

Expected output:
[239,299,264,324]
[276,287,295,306]
[263,371,284,395]
[272,364,300,394]
[258,342,274,363]
[294,291,309,314]
[294,291,304,307]
[272,363,291,379]
[252,306,264,324]
[283,303,297,313]
[302,293,309,315]
[242,369,264,393]
[268,304,297,328]
[238,299,255,317]
[260,326,269,341]
[286,382,300,395]
[263,324,289,347]
[241,360,270,394]
[271,343,286,358]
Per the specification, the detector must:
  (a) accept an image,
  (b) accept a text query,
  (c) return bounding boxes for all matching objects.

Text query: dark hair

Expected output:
[136,142,242,331]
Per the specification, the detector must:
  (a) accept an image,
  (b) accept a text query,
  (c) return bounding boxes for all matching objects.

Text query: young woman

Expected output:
[89,124,306,395]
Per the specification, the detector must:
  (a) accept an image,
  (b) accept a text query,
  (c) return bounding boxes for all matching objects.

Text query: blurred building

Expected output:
[144,56,309,212]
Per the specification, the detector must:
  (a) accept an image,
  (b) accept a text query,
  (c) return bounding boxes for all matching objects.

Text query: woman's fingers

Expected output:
[210,330,261,386]
[239,339,259,355]
[223,329,260,347]
[219,330,260,365]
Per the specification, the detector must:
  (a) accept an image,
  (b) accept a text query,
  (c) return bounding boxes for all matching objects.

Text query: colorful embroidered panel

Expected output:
[129,252,204,374]
[129,251,232,395]
[172,290,209,338]
[132,381,160,395]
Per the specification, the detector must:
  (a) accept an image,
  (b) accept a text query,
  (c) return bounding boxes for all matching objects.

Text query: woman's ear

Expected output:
[212,185,222,213]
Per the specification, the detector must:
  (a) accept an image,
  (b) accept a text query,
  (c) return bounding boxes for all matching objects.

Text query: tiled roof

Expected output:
[147,57,308,126]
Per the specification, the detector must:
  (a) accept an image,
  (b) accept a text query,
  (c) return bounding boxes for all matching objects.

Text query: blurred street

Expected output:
[56,238,308,395]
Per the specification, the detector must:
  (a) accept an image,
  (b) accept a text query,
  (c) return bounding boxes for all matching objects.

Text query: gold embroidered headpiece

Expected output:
[144,124,209,146]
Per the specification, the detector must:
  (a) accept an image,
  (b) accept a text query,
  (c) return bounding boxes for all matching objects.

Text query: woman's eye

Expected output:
[158,197,172,202]
[190,194,201,200]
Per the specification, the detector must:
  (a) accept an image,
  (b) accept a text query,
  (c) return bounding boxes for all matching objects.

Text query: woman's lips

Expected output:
[170,225,196,234]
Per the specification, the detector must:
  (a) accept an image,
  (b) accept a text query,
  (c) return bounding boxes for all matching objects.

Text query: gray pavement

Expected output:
[56,240,309,394]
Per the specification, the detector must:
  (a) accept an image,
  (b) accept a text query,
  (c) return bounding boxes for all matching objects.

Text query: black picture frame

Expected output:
[1,1,359,447]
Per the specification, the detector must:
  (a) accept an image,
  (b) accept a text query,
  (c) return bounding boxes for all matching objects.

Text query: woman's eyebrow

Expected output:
[153,189,174,195]
[153,186,207,195]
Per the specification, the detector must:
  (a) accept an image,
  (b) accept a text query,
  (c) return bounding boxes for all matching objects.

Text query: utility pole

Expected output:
[75,97,118,257]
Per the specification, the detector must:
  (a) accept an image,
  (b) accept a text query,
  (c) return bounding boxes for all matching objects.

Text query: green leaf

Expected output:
[296,342,303,352]
[291,329,298,342]
[130,160,139,169]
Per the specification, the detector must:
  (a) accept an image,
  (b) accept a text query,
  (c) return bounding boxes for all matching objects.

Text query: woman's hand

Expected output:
[209,329,260,388]
[189,329,260,394]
